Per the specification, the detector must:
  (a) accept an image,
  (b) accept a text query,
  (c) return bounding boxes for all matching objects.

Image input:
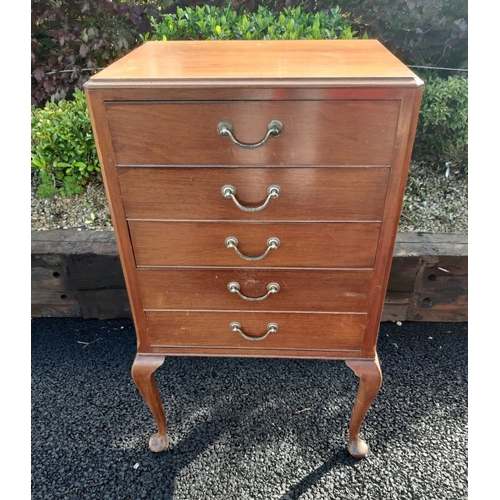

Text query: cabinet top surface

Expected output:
[85,40,421,87]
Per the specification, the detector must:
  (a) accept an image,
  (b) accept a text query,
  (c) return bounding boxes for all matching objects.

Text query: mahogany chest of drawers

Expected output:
[85,40,423,458]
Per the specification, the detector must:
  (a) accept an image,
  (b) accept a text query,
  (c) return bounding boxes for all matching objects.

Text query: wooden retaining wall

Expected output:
[31,230,467,322]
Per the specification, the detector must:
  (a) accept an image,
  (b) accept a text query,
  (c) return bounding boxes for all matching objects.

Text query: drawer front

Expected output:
[137,268,373,312]
[105,100,400,166]
[145,311,366,351]
[118,167,390,221]
[129,221,381,268]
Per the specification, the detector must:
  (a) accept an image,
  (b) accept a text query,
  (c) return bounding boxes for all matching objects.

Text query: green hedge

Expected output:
[144,4,360,41]
[31,89,100,198]
[414,75,468,172]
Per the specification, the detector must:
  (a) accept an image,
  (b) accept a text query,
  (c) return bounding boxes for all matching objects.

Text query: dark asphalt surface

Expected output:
[31,318,467,500]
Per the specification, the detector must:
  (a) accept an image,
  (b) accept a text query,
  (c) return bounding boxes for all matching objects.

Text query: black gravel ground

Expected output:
[31,318,467,500]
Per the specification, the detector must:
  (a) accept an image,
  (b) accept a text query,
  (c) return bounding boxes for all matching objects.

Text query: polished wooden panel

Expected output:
[94,87,413,102]
[145,311,367,351]
[361,87,424,356]
[118,167,390,221]
[148,346,362,359]
[129,221,381,268]
[85,90,150,351]
[86,40,419,83]
[105,100,399,166]
[137,268,373,312]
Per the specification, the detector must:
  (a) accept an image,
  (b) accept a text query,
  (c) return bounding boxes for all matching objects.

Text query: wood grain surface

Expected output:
[118,166,390,221]
[145,310,367,351]
[128,221,381,268]
[105,100,399,166]
[87,40,420,83]
[137,268,373,312]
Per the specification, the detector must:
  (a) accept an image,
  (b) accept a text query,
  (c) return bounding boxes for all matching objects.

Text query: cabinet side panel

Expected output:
[84,89,149,350]
[362,86,424,356]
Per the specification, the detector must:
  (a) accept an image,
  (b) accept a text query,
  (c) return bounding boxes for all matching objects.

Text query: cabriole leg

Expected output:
[345,355,382,459]
[131,354,168,452]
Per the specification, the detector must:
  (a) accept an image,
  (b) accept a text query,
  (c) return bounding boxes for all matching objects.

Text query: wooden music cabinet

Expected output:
[84,40,423,458]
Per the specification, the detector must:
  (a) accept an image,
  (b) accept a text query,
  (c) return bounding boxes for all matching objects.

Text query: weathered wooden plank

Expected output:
[393,232,467,257]
[31,229,119,256]
[75,289,131,319]
[386,256,419,293]
[381,291,410,322]
[66,253,125,289]
[31,288,81,317]
[31,262,67,290]
[407,256,468,322]
[32,231,125,319]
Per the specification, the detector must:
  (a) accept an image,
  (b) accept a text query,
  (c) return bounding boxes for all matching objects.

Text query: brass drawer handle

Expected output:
[217,120,284,149]
[221,184,281,212]
[225,236,280,261]
[227,281,280,301]
[230,321,279,341]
